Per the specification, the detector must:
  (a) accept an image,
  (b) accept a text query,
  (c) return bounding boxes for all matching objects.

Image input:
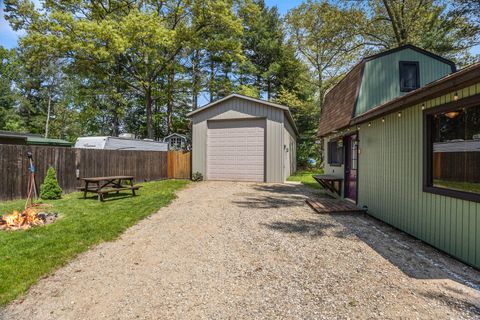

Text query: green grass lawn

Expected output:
[0,179,189,306]
[433,180,480,194]
[287,169,324,190]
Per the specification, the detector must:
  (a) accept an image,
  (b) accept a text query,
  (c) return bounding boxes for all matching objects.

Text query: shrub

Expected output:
[297,139,322,169]
[191,171,203,182]
[40,167,63,200]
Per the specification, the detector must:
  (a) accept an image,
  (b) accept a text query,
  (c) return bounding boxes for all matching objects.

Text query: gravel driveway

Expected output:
[2,181,479,319]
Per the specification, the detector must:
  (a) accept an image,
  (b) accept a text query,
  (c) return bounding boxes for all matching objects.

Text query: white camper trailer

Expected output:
[74,136,168,151]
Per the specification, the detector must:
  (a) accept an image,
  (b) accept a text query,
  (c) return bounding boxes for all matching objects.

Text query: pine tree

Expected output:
[40,167,62,200]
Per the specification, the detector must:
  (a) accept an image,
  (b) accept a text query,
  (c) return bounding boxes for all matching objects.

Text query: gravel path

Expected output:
[1,181,479,320]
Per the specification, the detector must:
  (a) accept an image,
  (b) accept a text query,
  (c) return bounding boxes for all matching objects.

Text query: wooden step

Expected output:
[306,198,366,214]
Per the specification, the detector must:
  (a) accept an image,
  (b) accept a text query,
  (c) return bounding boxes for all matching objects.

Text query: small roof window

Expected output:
[399,61,420,92]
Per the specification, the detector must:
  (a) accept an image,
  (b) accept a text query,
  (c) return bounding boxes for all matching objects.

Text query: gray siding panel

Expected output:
[191,96,286,183]
[283,120,297,180]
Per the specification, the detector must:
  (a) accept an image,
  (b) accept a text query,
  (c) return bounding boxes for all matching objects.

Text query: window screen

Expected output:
[400,61,419,92]
[327,140,343,165]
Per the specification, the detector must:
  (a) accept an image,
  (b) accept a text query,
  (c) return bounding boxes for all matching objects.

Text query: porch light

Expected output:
[421,104,425,110]
[368,122,371,127]
[398,112,402,118]
[453,92,459,101]
[382,118,385,123]
[357,126,360,130]
[444,111,460,119]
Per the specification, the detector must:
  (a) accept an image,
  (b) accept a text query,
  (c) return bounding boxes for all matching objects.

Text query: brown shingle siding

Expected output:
[318,63,364,137]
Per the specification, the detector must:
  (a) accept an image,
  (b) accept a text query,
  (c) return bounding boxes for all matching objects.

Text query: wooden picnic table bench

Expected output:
[312,174,343,196]
[78,176,142,201]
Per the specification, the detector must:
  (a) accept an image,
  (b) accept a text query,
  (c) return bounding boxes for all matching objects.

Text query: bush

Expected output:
[297,139,322,169]
[40,167,63,200]
[191,171,203,182]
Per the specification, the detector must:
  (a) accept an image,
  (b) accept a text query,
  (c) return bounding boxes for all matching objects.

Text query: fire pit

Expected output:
[0,205,58,231]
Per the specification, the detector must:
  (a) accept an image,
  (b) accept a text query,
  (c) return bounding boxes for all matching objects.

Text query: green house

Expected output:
[318,45,480,268]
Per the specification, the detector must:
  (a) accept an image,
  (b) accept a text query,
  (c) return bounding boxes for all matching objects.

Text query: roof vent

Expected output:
[118,133,136,139]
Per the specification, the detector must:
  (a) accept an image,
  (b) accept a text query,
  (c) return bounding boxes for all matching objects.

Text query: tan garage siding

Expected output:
[191,95,290,183]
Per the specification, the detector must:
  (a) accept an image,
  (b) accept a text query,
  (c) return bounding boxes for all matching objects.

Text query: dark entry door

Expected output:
[344,133,358,202]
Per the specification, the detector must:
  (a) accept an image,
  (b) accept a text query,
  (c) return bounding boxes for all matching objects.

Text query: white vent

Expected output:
[118,133,136,139]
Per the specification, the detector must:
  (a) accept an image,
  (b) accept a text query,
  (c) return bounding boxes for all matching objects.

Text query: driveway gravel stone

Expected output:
[1,181,479,319]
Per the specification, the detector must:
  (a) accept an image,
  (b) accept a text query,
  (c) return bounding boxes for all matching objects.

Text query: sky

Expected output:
[1,0,478,54]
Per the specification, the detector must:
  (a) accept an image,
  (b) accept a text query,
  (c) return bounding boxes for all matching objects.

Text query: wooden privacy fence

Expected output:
[167,151,191,180]
[0,145,191,201]
[433,152,480,183]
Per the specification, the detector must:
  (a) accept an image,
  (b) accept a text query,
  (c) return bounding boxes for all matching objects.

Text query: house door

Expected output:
[344,133,358,202]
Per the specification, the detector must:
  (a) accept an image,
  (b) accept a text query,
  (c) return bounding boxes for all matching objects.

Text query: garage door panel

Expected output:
[207,119,265,182]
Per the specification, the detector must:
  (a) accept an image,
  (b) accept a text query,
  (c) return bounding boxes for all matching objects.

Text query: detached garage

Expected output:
[188,94,297,183]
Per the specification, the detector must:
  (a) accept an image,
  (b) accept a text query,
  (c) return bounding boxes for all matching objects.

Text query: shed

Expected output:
[163,133,188,150]
[188,94,297,183]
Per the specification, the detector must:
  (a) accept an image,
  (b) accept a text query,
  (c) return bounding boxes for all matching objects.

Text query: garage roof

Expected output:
[187,94,299,135]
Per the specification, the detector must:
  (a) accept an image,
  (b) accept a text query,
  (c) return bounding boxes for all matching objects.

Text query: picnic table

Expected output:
[312,174,343,196]
[78,176,142,201]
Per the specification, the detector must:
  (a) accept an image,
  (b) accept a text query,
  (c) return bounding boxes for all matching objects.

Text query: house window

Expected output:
[169,137,182,149]
[327,139,343,166]
[399,61,419,92]
[424,94,480,202]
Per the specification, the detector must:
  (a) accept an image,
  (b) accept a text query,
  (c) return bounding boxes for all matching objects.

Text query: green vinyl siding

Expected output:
[355,82,480,268]
[354,48,453,116]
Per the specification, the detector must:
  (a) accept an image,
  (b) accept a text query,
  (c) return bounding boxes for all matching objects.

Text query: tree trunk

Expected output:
[256,74,262,95]
[145,86,153,139]
[192,50,200,110]
[267,80,271,100]
[317,74,324,112]
[209,58,215,102]
[166,69,175,134]
[44,93,51,138]
[111,106,120,137]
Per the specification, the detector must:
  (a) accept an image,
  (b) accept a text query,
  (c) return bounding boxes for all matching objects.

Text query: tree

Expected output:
[356,0,480,63]
[285,1,365,110]
[0,46,22,131]
[5,0,244,139]
[239,1,305,100]
[40,167,62,200]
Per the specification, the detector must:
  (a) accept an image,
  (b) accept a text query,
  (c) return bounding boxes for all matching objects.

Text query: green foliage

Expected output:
[287,169,324,190]
[297,138,321,169]
[354,0,480,65]
[39,167,63,200]
[0,46,22,131]
[2,0,479,162]
[236,85,260,98]
[286,1,365,108]
[0,179,189,306]
[192,172,204,182]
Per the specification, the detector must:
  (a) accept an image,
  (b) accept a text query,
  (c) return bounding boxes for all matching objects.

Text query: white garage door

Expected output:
[207,119,265,182]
